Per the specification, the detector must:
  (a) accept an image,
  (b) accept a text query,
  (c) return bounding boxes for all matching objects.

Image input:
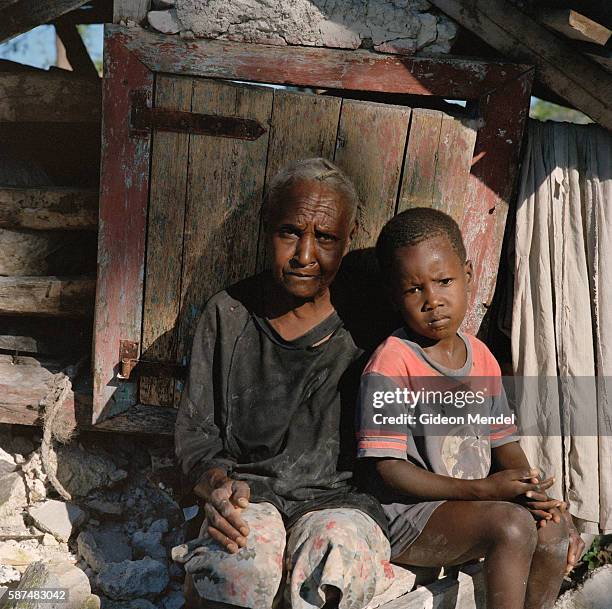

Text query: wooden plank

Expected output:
[461,71,533,334]
[398,109,443,212]
[140,74,192,407]
[0,316,91,356]
[0,0,88,44]
[55,21,100,79]
[428,0,612,130]
[0,187,98,230]
[430,114,478,221]
[0,277,95,317]
[111,25,531,100]
[0,359,175,435]
[113,0,150,25]
[538,9,611,46]
[93,29,153,424]
[398,110,476,222]
[176,79,273,400]
[0,72,100,122]
[333,99,410,250]
[256,89,342,272]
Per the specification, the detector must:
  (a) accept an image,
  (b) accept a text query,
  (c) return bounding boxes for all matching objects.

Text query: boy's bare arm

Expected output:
[374,458,551,502]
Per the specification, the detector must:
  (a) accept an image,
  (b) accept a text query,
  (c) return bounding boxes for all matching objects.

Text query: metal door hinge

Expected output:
[118,340,187,381]
[130,90,267,140]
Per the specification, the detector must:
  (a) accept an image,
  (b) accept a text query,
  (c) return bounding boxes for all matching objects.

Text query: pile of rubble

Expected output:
[0,425,187,609]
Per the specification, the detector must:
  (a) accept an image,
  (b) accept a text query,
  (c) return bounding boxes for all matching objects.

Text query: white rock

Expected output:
[0,447,16,475]
[0,564,20,585]
[22,451,46,482]
[96,557,169,600]
[25,476,47,503]
[148,9,181,35]
[41,532,58,546]
[27,499,86,542]
[0,472,27,518]
[555,564,612,609]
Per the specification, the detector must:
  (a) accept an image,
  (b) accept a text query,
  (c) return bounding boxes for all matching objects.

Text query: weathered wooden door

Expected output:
[93,25,533,426]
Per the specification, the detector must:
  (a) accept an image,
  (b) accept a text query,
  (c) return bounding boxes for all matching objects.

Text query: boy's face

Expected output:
[389,234,472,342]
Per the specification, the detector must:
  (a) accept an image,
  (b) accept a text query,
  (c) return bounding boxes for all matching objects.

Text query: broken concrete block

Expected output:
[148,518,169,534]
[148,9,181,34]
[175,0,458,54]
[85,499,122,517]
[27,499,86,542]
[96,557,169,600]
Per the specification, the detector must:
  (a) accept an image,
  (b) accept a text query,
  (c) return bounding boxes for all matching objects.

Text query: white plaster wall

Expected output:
[174,0,458,54]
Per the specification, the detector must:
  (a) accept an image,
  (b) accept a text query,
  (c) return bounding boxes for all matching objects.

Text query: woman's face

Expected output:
[267,179,355,301]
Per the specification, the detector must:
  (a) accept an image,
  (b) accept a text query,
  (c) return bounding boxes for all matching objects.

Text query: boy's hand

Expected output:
[477,468,555,501]
[519,474,566,525]
[193,468,251,554]
[563,510,585,575]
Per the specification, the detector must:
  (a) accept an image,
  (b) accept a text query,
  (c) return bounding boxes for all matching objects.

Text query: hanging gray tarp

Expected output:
[512,120,612,533]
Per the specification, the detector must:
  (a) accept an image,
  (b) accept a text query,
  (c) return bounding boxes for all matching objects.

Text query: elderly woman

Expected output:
[173,158,399,609]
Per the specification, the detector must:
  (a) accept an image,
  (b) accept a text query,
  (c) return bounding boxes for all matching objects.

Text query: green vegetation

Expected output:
[530,98,594,124]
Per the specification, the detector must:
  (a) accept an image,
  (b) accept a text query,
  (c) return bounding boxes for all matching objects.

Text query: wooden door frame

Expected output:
[94,24,534,425]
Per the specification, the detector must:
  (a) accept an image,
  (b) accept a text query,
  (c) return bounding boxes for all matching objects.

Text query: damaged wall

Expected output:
[149,0,458,55]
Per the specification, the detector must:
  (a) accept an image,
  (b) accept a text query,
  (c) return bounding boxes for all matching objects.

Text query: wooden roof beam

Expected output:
[0,71,101,122]
[538,8,612,46]
[0,0,90,44]
[428,0,612,130]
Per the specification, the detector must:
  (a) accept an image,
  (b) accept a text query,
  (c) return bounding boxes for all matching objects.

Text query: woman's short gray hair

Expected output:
[263,157,361,226]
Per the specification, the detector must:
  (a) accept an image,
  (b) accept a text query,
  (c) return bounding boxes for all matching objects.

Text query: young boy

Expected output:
[356,208,583,609]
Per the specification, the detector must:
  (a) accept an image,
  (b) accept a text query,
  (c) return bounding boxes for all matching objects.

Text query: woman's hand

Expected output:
[475,468,555,501]
[193,468,251,554]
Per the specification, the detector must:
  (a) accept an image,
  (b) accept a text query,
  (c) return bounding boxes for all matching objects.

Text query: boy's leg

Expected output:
[173,502,286,609]
[524,517,569,609]
[393,501,538,609]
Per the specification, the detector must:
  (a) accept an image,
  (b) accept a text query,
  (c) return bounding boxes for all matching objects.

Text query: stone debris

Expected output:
[161,590,186,609]
[96,557,169,600]
[77,527,132,572]
[132,530,167,560]
[147,9,181,34]
[0,447,17,475]
[0,565,20,585]
[46,445,128,497]
[27,499,86,542]
[0,471,27,519]
[1,429,184,607]
[173,0,458,55]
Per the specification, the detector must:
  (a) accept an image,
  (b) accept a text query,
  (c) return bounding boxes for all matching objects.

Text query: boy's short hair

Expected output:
[376,207,467,277]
